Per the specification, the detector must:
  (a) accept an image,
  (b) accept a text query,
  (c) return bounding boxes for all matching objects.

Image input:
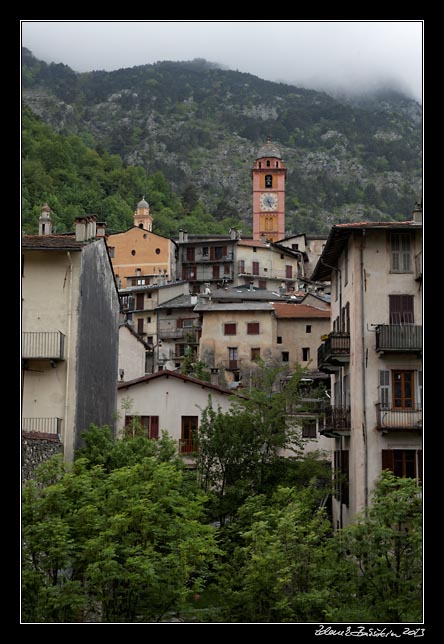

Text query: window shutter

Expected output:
[401,234,411,271]
[381,449,394,472]
[389,295,402,324]
[176,318,183,328]
[379,370,391,407]
[150,416,159,440]
[401,295,414,324]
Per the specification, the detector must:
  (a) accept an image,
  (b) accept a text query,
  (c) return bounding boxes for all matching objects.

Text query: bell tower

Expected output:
[134,197,153,231]
[252,137,286,242]
[38,203,53,236]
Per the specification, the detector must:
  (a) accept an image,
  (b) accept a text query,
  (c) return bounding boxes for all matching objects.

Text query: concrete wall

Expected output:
[235,243,299,290]
[118,325,147,381]
[74,240,120,452]
[276,317,330,369]
[22,249,82,463]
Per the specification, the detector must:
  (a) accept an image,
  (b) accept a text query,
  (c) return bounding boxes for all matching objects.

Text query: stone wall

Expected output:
[22,433,63,483]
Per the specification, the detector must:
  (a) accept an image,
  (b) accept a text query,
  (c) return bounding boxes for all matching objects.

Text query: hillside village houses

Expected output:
[21,139,423,530]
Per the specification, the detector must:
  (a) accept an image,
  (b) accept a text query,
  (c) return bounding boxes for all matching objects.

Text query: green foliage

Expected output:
[325,470,423,622]
[22,427,218,622]
[216,486,332,622]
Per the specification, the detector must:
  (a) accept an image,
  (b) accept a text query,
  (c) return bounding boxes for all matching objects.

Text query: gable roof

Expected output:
[117,369,234,396]
[272,303,330,319]
[194,302,274,312]
[22,234,85,250]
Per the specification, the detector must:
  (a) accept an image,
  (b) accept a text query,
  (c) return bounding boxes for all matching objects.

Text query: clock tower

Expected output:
[252,137,286,242]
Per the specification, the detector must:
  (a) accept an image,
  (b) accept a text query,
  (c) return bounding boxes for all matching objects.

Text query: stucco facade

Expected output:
[235,240,301,292]
[312,219,423,527]
[118,323,148,382]
[22,227,120,462]
[116,371,235,454]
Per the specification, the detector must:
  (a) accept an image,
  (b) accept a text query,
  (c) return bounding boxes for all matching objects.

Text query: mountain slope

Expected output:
[22,50,422,234]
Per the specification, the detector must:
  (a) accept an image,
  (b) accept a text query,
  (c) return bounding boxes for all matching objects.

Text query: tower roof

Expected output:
[41,203,51,213]
[137,197,149,209]
[256,136,282,160]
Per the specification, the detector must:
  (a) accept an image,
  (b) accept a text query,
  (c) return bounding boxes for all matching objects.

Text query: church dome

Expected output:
[256,137,282,160]
[137,197,149,209]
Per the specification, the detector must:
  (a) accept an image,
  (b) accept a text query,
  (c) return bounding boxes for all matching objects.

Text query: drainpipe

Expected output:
[360,231,369,514]
[64,252,73,458]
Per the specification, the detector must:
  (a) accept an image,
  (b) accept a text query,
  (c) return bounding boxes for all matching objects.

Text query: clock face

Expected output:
[260,193,278,211]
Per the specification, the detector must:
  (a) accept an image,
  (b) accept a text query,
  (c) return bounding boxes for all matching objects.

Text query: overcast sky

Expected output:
[21,20,423,102]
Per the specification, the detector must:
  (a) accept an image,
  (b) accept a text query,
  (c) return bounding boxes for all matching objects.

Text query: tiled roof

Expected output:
[117,369,234,396]
[194,302,274,312]
[273,303,330,319]
[236,239,269,248]
[22,234,84,250]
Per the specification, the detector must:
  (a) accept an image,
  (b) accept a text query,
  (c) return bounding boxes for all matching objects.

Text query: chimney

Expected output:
[179,229,184,243]
[38,203,52,236]
[229,227,237,240]
[96,221,106,237]
[190,294,198,306]
[75,215,97,241]
[86,215,97,239]
[75,216,87,241]
[412,200,422,223]
[210,367,219,386]
[184,230,188,242]
[249,281,255,291]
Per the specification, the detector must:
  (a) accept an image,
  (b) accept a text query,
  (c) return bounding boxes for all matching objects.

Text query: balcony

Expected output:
[375,325,422,355]
[375,404,422,433]
[22,417,62,437]
[179,438,198,454]
[22,331,65,361]
[320,406,351,437]
[317,332,350,372]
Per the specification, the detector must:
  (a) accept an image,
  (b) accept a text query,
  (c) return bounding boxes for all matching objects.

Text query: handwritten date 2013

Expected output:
[314,625,425,638]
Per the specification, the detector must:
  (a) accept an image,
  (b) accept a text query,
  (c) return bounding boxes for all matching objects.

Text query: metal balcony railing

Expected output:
[323,406,351,434]
[22,331,65,360]
[375,325,422,353]
[22,417,62,437]
[317,332,350,371]
[375,404,422,432]
[179,438,198,454]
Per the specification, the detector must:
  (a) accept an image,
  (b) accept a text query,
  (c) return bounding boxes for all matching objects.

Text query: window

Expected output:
[186,247,195,261]
[137,318,144,335]
[137,278,146,285]
[131,250,136,256]
[302,420,317,439]
[392,370,414,409]
[202,246,209,257]
[238,259,245,273]
[211,246,226,260]
[265,174,273,187]
[228,347,238,370]
[277,336,283,344]
[292,243,299,251]
[389,295,414,324]
[147,293,152,299]
[251,347,261,361]
[285,265,293,279]
[379,369,420,410]
[390,233,412,273]
[181,416,198,453]
[147,336,153,345]
[155,248,161,255]
[224,323,237,335]
[224,264,231,275]
[175,344,186,357]
[334,450,349,506]
[252,261,259,275]
[306,325,312,333]
[183,318,194,328]
[382,449,422,482]
[108,246,115,258]
[147,316,151,323]
[253,247,257,253]
[302,347,310,361]
[281,351,289,362]
[247,322,260,335]
[258,280,267,289]
[266,160,270,167]
[213,265,220,279]
[136,293,144,310]
[125,415,159,439]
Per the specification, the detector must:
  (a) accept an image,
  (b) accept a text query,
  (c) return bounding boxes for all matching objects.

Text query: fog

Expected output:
[21,21,423,102]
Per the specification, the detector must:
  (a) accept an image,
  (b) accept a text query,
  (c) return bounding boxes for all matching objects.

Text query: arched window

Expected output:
[258,162,262,168]
[266,160,271,167]
[275,161,279,167]
[265,174,273,188]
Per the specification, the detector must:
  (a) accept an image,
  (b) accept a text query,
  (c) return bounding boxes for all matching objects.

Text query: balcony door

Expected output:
[392,370,414,409]
[389,295,414,324]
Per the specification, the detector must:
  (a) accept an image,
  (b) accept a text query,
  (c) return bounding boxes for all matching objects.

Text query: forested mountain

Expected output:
[22,48,422,236]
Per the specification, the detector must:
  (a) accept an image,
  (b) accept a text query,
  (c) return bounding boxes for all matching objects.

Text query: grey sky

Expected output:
[21,20,423,101]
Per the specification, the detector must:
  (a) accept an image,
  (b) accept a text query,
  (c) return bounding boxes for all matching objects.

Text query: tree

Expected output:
[22,427,219,622]
[195,364,310,525]
[325,471,423,622]
[216,486,331,622]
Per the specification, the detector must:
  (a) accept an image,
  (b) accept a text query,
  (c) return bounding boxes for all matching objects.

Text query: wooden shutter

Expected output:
[137,318,144,335]
[136,293,144,310]
[379,370,391,408]
[213,265,220,279]
[176,318,183,328]
[389,295,414,324]
[252,261,259,275]
[149,416,159,440]
[382,449,394,472]
[401,234,411,271]
[286,265,293,279]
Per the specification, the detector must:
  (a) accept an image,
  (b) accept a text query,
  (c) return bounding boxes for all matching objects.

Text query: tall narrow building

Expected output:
[252,137,286,242]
